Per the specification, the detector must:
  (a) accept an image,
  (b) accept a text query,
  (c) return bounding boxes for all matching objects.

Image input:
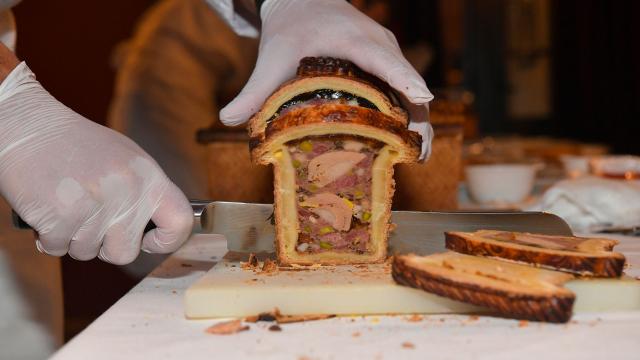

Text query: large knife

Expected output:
[13,200,573,255]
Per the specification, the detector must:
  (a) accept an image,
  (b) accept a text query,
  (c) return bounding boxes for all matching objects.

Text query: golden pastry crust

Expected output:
[248,56,409,138]
[445,230,626,277]
[248,57,421,266]
[393,253,576,323]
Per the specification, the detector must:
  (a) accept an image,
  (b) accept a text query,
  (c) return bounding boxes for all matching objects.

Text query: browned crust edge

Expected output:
[248,57,403,137]
[250,104,421,163]
[445,232,626,278]
[391,255,575,323]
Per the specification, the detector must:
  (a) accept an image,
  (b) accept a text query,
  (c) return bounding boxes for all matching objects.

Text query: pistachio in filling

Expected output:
[287,135,383,254]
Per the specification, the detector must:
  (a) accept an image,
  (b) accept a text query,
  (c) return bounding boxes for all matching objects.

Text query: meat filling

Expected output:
[287,135,383,254]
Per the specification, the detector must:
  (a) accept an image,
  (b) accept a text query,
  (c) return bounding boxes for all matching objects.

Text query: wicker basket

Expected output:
[202,131,274,203]
[393,100,465,211]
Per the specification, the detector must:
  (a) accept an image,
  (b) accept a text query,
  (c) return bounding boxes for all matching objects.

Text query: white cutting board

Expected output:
[184,256,640,319]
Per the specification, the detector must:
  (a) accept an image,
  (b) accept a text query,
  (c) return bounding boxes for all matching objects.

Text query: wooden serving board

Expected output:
[184,256,640,319]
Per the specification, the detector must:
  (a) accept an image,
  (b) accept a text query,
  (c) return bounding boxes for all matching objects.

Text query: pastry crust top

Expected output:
[445,230,626,277]
[247,57,420,162]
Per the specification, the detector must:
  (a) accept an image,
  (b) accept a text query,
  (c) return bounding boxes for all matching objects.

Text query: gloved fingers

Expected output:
[398,95,433,161]
[22,202,77,256]
[67,219,106,261]
[141,181,193,254]
[219,38,299,126]
[35,223,75,257]
[98,220,144,265]
[346,42,433,105]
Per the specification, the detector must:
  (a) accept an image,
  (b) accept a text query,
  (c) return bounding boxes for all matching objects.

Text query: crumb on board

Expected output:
[518,320,529,328]
[280,263,324,271]
[261,259,279,274]
[268,324,283,332]
[244,308,335,324]
[180,263,193,268]
[276,313,336,324]
[406,314,423,322]
[205,320,249,335]
[241,253,259,270]
[352,331,361,338]
[401,342,415,349]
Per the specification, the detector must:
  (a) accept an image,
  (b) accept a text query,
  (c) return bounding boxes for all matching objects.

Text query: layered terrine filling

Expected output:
[286,135,384,254]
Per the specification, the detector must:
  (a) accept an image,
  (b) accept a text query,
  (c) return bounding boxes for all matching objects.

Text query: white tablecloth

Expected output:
[51,234,640,360]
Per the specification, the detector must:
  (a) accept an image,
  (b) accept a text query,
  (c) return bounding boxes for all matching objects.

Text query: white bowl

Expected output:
[465,164,539,204]
[590,155,640,179]
[560,155,590,178]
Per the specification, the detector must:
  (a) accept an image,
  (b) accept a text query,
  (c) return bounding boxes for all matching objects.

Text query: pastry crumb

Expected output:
[268,324,283,332]
[406,314,423,322]
[276,313,335,324]
[243,308,334,324]
[260,259,279,274]
[401,341,415,349]
[241,253,259,270]
[518,320,529,328]
[205,320,249,335]
[352,331,361,338]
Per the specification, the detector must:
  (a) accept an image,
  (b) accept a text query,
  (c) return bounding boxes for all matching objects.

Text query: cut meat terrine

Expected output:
[445,230,626,277]
[249,57,421,265]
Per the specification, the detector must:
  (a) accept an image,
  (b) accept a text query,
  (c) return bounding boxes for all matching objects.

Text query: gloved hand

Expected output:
[219,0,434,158]
[0,62,193,264]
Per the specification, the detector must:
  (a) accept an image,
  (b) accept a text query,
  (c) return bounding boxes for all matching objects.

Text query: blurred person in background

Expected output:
[0,0,432,358]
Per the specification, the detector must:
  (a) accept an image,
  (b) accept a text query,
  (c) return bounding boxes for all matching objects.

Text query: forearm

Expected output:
[0,41,18,83]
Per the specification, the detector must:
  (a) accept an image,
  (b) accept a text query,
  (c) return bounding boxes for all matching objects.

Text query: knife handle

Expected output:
[11,210,158,233]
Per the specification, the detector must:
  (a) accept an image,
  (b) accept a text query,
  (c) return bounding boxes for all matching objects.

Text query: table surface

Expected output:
[52,234,640,360]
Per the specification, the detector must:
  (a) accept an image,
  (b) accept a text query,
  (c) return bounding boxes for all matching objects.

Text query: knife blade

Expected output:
[13,200,573,255]
[199,201,573,254]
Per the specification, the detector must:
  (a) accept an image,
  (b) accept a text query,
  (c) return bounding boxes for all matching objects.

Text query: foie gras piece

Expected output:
[445,230,626,277]
[249,57,421,265]
[392,252,576,323]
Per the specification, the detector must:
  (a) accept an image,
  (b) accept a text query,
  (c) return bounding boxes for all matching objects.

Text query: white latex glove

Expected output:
[219,0,434,158]
[0,62,193,264]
